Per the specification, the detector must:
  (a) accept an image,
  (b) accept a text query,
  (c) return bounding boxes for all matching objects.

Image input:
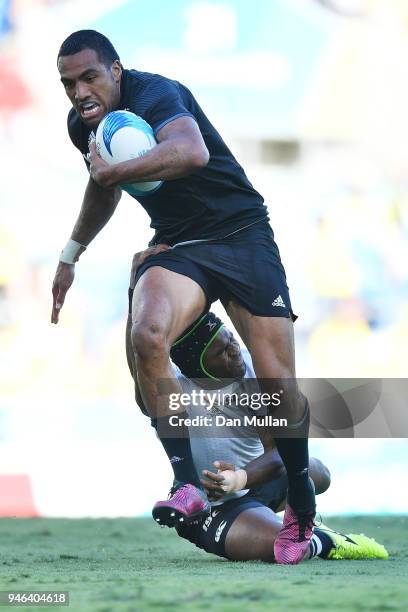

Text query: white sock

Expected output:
[309,534,323,558]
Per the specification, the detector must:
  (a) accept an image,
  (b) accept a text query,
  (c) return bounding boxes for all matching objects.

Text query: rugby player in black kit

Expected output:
[52,29,314,564]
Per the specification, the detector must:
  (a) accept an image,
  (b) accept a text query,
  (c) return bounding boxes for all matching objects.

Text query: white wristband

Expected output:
[234,469,248,492]
[59,239,86,264]
[221,469,248,493]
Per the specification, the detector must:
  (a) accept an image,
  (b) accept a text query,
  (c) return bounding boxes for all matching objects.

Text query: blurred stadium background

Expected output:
[0,0,407,518]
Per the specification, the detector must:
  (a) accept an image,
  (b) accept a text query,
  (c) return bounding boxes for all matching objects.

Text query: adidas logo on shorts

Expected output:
[272,295,286,308]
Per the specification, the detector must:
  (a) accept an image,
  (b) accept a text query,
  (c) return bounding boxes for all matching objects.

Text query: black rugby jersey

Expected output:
[68,69,268,246]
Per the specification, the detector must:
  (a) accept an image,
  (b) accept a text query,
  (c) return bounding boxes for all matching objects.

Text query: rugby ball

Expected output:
[95,110,163,197]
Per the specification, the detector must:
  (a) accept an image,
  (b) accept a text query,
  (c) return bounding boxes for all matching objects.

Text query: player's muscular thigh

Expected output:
[131,266,206,352]
[226,300,295,377]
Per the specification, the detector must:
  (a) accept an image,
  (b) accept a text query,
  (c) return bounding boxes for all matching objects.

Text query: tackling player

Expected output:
[54,29,315,563]
[126,251,388,562]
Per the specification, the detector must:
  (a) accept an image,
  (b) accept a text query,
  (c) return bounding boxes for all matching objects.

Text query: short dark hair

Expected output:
[57,30,120,67]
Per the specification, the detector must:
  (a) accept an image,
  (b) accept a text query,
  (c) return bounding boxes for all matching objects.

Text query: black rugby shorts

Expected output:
[132,221,296,319]
[175,475,288,560]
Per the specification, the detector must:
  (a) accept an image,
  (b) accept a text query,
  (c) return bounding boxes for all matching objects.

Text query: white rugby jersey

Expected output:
[175,350,264,505]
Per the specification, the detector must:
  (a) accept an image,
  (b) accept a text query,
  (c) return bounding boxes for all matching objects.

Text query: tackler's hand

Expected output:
[137,244,171,267]
[130,245,171,286]
[202,461,248,495]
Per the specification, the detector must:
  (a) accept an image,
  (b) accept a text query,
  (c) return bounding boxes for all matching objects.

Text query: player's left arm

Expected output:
[203,452,331,498]
[202,447,284,498]
[89,116,209,188]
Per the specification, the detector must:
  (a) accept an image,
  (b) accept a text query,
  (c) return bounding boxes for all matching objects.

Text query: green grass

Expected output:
[0,516,406,611]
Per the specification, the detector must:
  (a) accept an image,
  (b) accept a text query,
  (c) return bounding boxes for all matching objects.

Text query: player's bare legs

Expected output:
[225,507,281,561]
[131,266,206,418]
[131,266,211,525]
[226,301,315,564]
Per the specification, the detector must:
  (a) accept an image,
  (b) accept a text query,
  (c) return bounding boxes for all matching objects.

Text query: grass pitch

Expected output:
[0,516,406,611]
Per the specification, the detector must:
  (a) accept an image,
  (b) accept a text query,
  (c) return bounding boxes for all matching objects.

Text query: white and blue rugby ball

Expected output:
[95,110,163,197]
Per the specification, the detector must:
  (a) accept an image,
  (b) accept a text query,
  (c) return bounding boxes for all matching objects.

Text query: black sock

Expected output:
[152,413,203,489]
[313,529,335,558]
[274,404,315,512]
[275,437,314,511]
